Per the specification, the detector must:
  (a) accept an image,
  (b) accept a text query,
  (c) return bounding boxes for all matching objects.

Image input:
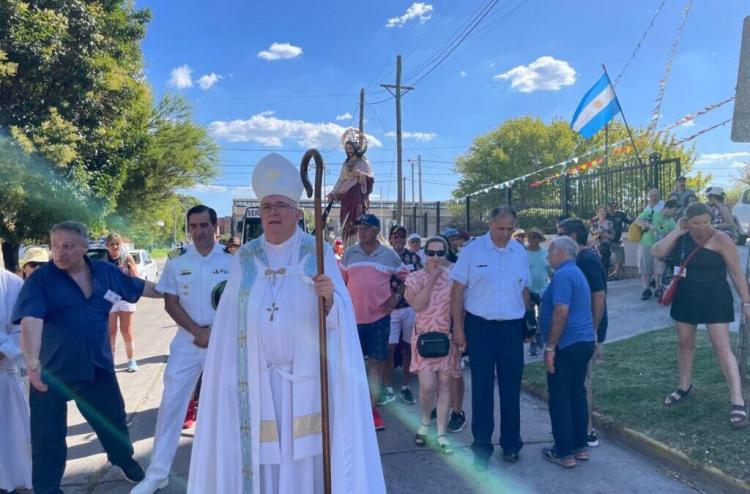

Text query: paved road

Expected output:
[54,289,731,493]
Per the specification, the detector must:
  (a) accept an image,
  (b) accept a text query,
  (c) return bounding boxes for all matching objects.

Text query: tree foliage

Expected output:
[453,117,700,198]
[0,1,218,266]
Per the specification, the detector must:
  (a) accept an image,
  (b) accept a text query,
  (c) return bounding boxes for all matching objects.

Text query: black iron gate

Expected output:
[463,153,681,234]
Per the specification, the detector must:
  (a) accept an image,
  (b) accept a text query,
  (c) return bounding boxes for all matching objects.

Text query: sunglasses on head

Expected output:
[424,249,446,257]
[25,261,45,269]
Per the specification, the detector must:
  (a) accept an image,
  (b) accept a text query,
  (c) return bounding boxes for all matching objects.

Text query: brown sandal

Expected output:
[730,404,748,428]
[664,385,693,406]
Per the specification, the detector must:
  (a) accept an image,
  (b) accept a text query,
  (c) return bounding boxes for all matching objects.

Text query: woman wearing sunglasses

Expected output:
[18,247,49,280]
[404,236,461,454]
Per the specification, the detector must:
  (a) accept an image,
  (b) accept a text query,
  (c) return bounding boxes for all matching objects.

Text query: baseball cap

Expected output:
[355,213,380,229]
[407,233,421,243]
[442,228,459,238]
[389,225,406,236]
[20,246,49,268]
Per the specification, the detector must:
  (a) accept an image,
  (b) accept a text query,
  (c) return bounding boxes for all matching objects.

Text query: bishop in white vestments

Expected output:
[188,153,386,494]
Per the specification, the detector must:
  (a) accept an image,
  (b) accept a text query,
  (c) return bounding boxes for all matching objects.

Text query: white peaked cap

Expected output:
[251,153,304,202]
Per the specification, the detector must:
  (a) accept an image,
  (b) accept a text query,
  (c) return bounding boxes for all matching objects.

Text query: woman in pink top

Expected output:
[405,236,460,454]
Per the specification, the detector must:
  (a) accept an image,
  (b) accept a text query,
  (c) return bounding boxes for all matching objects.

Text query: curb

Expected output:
[521,383,750,494]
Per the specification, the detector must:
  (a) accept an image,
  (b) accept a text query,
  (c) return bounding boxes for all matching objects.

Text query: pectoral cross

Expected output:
[267,302,280,321]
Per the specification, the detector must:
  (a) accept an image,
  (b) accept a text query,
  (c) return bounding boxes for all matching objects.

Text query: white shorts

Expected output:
[389,307,415,345]
[110,300,137,313]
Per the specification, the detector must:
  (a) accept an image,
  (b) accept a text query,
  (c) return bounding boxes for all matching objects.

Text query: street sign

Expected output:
[732,16,750,142]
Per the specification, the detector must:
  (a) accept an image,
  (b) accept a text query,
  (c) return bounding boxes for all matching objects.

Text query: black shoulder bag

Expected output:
[416,320,450,359]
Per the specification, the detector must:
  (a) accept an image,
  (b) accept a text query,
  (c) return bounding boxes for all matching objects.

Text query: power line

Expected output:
[409,0,503,87]
[407,0,500,82]
[613,0,667,86]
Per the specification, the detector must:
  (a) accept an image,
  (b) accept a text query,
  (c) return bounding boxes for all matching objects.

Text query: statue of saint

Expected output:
[328,128,374,243]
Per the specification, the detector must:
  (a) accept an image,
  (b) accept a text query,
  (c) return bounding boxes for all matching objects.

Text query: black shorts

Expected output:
[357,315,391,361]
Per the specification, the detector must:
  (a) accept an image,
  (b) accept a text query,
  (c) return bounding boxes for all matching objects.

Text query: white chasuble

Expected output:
[188,228,386,494]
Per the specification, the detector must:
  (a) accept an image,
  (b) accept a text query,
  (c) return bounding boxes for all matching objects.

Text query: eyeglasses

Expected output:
[260,202,295,213]
[425,250,446,257]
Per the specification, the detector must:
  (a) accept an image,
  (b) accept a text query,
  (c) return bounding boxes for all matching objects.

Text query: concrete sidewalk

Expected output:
[50,283,732,494]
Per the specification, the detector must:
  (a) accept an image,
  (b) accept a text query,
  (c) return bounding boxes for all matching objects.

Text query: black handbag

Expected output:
[417,331,450,358]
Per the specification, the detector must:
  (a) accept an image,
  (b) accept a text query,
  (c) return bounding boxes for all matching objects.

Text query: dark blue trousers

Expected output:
[29,367,134,494]
[465,312,524,459]
[547,341,595,457]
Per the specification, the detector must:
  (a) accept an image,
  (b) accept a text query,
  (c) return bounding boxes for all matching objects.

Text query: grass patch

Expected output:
[523,328,750,482]
[150,247,171,261]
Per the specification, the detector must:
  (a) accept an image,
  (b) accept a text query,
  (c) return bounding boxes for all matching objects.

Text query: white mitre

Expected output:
[251,153,304,202]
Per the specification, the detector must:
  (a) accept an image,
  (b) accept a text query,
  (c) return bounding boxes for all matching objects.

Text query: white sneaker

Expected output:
[127,359,139,373]
[130,477,168,494]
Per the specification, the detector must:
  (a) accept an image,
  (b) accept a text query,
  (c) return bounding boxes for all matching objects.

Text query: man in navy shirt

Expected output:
[12,221,162,494]
[558,218,608,448]
[539,236,595,468]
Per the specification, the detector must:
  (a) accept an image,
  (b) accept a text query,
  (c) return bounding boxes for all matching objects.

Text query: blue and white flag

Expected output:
[570,73,621,139]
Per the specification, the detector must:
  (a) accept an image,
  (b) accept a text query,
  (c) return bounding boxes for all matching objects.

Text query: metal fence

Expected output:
[460,153,681,235]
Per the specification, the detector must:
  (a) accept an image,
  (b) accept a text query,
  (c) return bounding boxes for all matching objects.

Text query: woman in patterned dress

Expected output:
[405,236,461,454]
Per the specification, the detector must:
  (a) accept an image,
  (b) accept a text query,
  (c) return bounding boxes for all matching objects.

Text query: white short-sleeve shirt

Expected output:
[450,232,530,321]
[156,242,233,331]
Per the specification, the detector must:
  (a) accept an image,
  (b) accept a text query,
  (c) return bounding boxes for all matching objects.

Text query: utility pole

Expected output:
[359,88,365,136]
[418,155,423,232]
[381,55,414,225]
[410,159,416,205]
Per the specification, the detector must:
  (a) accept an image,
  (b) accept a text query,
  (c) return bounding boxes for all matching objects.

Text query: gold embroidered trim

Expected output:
[260,420,279,442]
[293,413,322,439]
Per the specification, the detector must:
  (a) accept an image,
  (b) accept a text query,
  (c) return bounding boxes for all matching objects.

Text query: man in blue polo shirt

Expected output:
[539,236,595,468]
[12,221,163,494]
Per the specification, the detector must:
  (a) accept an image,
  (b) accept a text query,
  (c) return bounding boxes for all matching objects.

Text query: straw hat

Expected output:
[527,227,547,241]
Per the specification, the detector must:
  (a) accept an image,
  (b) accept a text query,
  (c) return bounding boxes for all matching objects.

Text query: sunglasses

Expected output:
[425,250,446,257]
[25,261,45,269]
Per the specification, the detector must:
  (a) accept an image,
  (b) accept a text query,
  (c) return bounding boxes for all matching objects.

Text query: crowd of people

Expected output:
[1,165,749,493]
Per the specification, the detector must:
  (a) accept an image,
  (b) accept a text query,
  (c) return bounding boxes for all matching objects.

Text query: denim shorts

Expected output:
[357,315,391,361]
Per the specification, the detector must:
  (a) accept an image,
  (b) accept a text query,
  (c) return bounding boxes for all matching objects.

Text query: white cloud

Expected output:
[185,184,227,193]
[460,70,467,77]
[680,120,695,128]
[385,131,437,142]
[208,111,383,149]
[335,112,353,121]
[257,42,303,61]
[197,73,221,90]
[732,161,748,169]
[494,56,577,93]
[386,2,434,28]
[696,151,750,164]
[230,186,254,197]
[168,65,193,89]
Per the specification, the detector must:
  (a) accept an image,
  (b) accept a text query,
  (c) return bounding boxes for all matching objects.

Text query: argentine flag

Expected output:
[570,73,621,139]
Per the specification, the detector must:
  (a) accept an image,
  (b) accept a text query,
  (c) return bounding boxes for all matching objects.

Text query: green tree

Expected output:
[0,1,217,267]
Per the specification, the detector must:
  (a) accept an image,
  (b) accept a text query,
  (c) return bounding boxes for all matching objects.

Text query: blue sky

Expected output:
[136,0,749,216]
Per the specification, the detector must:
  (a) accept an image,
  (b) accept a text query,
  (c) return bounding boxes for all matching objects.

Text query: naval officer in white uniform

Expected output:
[131,204,232,494]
